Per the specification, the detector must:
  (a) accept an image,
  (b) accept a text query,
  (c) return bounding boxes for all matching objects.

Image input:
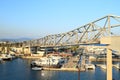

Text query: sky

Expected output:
[0,0,120,39]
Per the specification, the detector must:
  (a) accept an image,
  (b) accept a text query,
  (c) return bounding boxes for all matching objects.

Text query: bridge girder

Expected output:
[21,15,120,47]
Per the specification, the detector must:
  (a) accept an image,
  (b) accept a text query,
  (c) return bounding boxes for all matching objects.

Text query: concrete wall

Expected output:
[100,36,120,53]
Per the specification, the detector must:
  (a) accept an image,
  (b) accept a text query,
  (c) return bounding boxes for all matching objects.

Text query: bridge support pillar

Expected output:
[107,47,112,80]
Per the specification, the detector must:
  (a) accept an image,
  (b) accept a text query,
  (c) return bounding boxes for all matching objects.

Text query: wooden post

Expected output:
[78,67,80,80]
[107,48,112,80]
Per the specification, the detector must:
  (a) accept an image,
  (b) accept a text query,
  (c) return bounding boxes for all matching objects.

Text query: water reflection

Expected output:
[40,71,55,80]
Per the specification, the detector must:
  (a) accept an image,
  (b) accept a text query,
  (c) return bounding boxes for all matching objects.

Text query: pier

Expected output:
[43,67,85,72]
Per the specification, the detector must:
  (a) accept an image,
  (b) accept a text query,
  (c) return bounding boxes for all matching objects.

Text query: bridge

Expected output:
[21,14,120,80]
[0,15,120,80]
[1,14,119,48]
[20,14,120,47]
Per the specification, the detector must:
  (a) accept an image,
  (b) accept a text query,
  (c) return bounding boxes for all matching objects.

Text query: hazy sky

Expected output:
[0,0,120,39]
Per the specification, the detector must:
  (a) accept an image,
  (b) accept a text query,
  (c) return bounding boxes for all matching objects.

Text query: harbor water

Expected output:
[0,58,120,80]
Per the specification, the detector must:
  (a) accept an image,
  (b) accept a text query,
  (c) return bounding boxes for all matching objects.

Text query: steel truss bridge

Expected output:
[4,14,120,47]
[21,14,120,47]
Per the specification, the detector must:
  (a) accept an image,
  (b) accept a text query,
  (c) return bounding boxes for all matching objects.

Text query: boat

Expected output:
[85,57,95,70]
[1,54,12,61]
[31,55,65,68]
[85,63,95,70]
[100,65,106,70]
[113,63,120,69]
[32,67,43,70]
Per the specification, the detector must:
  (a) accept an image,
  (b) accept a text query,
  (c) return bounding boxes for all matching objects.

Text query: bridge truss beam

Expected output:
[22,15,120,47]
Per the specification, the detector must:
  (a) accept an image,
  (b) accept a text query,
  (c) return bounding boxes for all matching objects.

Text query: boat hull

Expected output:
[31,63,62,68]
[32,67,43,70]
[2,57,12,61]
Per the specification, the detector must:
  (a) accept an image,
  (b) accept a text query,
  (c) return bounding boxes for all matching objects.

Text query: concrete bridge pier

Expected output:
[107,47,112,80]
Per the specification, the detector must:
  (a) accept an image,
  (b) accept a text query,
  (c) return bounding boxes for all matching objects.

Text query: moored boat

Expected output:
[100,65,106,70]
[113,63,120,70]
[1,54,12,61]
[31,55,65,68]
[85,63,95,70]
[32,67,43,70]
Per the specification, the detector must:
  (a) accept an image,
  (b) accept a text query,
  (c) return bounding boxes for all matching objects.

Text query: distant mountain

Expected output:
[0,38,32,42]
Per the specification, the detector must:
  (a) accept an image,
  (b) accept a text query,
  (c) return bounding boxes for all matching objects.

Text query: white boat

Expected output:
[31,55,65,68]
[85,64,95,70]
[85,58,95,70]
[32,67,43,70]
[1,54,12,60]
[113,63,120,69]
[100,65,106,70]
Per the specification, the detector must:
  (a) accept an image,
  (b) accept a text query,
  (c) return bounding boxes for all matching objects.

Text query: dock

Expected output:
[43,67,85,72]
